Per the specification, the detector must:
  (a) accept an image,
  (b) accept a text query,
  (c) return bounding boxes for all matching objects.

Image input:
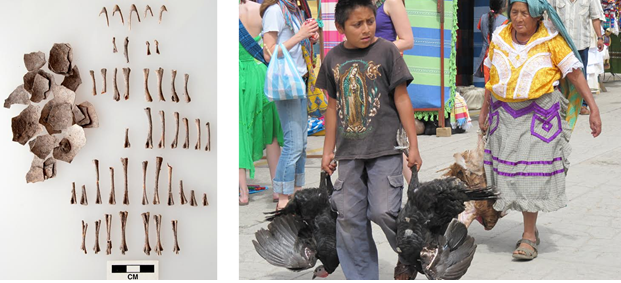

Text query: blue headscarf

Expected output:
[509,0,583,67]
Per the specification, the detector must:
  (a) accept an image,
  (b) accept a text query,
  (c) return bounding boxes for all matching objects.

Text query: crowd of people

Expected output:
[240,0,603,279]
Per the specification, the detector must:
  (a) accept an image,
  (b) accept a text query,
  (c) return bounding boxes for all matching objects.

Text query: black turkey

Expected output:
[253,172,339,279]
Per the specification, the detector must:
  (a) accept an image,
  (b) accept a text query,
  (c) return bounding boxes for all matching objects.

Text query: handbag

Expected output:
[301,45,328,118]
[264,44,306,101]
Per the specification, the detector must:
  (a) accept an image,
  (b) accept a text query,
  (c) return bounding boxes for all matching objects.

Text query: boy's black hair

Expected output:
[334,0,376,28]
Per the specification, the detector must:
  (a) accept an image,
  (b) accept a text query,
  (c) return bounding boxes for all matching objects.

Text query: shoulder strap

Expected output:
[239,20,268,65]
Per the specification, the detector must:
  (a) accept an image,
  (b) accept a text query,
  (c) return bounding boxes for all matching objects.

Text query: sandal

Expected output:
[239,187,249,206]
[512,238,538,260]
[394,260,417,280]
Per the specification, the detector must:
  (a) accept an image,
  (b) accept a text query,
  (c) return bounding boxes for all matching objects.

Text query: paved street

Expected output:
[239,75,621,280]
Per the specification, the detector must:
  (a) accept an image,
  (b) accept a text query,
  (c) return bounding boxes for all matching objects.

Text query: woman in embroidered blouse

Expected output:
[478,0,602,261]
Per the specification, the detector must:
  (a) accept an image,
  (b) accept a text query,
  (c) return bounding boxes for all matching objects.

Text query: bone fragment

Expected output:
[39,85,74,134]
[153,156,163,204]
[100,7,109,26]
[154,214,163,255]
[155,40,160,54]
[113,68,120,101]
[81,220,88,254]
[124,128,131,148]
[105,214,112,255]
[142,161,149,205]
[10,104,40,145]
[158,110,166,149]
[93,220,101,254]
[205,122,211,151]
[129,4,140,31]
[61,65,82,92]
[190,190,198,207]
[121,158,129,205]
[71,182,77,204]
[179,180,188,205]
[94,159,102,204]
[145,107,153,148]
[90,70,96,96]
[156,68,165,101]
[109,167,116,205]
[112,5,124,25]
[172,220,180,254]
[48,43,73,76]
[29,134,57,159]
[167,164,174,206]
[170,70,179,102]
[183,74,191,103]
[80,185,88,205]
[145,5,154,18]
[195,118,201,150]
[142,212,151,255]
[4,85,30,109]
[203,193,209,206]
[143,68,152,102]
[112,37,118,53]
[182,118,189,149]
[101,68,107,94]
[24,51,46,72]
[119,211,129,255]
[123,67,130,100]
[123,37,130,64]
[171,112,179,148]
[146,41,151,56]
[159,5,168,24]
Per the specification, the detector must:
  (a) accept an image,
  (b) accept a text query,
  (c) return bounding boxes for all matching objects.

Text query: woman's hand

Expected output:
[589,106,602,137]
[407,147,422,172]
[297,20,319,41]
[479,112,488,133]
[321,152,337,175]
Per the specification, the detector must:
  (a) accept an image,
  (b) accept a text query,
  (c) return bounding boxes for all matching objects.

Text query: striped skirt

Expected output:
[484,90,572,213]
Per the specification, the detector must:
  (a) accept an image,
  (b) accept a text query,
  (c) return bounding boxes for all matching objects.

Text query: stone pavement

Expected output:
[239,75,621,280]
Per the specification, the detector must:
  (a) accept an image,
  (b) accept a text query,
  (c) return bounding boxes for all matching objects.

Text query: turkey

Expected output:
[396,168,498,280]
[438,133,505,230]
[252,172,339,279]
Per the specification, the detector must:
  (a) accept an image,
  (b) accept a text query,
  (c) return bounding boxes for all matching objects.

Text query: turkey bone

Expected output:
[203,193,209,206]
[123,67,130,100]
[112,4,124,25]
[93,220,101,254]
[143,68,152,102]
[112,37,118,53]
[167,164,174,205]
[153,156,163,204]
[81,220,88,254]
[123,37,130,64]
[183,74,191,103]
[99,7,109,26]
[182,118,189,149]
[90,70,96,96]
[94,159,102,204]
[171,112,179,148]
[71,182,77,204]
[146,41,151,56]
[154,214,163,255]
[142,160,149,205]
[190,190,197,207]
[142,212,151,255]
[172,220,180,254]
[170,70,179,102]
[155,40,160,54]
[80,185,88,206]
[179,180,188,205]
[159,5,168,24]
[101,68,107,94]
[145,5,153,18]
[129,4,140,31]
[109,167,116,205]
[105,214,112,255]
[124,128,131,148]
[145,107,153,148]
[158,110,165,149]
[119,211,128,255]
[156,68,165,101]
[205,122,211,151]
[113,68,120,101]
[121,157,129,205]
[195,118,201,150]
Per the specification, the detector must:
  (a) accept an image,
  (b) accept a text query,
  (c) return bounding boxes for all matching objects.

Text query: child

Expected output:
[315,0,422,279]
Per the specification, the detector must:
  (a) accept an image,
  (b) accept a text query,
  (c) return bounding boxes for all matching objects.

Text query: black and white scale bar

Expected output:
[111,265,155,273]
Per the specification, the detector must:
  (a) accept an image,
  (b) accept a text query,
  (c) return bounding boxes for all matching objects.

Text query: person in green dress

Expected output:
[239,0,284,205]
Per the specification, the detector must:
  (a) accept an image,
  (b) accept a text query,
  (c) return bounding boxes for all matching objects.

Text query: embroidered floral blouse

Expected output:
[484,20,583,102]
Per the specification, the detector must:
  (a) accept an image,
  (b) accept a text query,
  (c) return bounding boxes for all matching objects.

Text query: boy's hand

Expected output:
[407,148,422,172]
[321,153,337,175]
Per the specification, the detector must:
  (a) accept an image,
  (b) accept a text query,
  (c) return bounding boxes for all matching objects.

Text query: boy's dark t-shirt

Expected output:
[316,38,413,160]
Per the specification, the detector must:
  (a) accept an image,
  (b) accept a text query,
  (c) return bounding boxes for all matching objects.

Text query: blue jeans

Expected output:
[273,98,307,195]
[578,48,589,107]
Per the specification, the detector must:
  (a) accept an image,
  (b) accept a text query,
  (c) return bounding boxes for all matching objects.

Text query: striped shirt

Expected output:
[548,0,605,50]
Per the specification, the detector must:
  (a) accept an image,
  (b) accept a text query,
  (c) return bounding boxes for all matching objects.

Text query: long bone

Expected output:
[195,118,201,150]
[155,40,160,54]
[203,193,209,206]
[142,212,151,255]
[205,122,211,151]
[143,68,152,102]
[156,68,165,101]
[124,128,131,148]
[190,190,198,207]
[146,41,151,56]
[142,161,149,205]
[112,37,118,53]
[182,118,189,149]
[90,70,96,96]
[158,110,165,149]
[99,7,109,26]
[171,112,179,148]
[119,211,128,255]
[93,220,101,254]
[183,74,191,103]
[71,182,77,204]
[112,5,124,25]
[101,68,107,94]
[170,70,179,102]
[172,220,180,254]
[167,164,174,206]
[145,107,153,148]
[105,214,112,255]
[121,158,129,205]
[94,159,102,204]
[123,67,130,100]
[179,180,188,205]
[81,220,88,254]
[109,167,116,205]
[80,185,88,206]
[159,5,168,24]
[129,4,140,31]
[153,156,163,204]
[154,214,163,255]
[123,37,130,63]
[145,5,154,18]
[113,68,120,101]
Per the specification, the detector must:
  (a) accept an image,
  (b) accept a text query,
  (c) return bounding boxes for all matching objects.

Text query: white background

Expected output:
[0,0,222,279]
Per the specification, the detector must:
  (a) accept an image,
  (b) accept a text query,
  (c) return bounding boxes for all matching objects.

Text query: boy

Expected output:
[315,0,422,279]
